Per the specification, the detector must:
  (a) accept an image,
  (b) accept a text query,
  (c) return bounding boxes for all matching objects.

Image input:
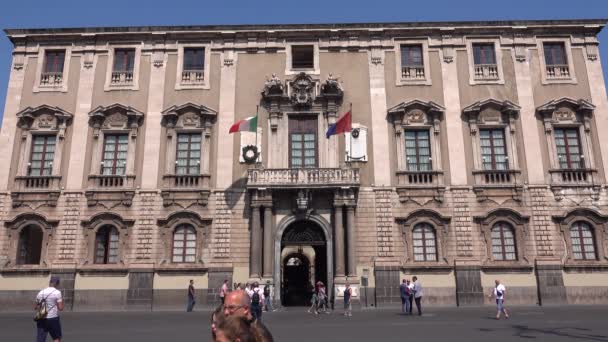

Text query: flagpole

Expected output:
[349,103,353,163]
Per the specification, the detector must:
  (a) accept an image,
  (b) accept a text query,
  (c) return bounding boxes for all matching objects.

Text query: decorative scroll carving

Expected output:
[16,105,73,138]
[282,220,326,245]
[161,102,218,130]
[88,104,144,138]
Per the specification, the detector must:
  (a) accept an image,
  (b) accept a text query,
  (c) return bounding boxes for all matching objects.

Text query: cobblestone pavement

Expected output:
[2,306,608,342]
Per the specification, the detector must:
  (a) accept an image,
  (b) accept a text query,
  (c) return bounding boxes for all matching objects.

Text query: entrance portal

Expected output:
[280,220,327,306]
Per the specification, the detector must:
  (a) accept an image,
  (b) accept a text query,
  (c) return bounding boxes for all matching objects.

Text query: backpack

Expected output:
[251,289,260,305]
[33,290,54,322]
[263,285,270,297]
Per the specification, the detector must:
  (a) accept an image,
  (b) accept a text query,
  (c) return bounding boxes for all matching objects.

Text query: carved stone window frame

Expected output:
[462,99,521,172]
[157,211,212,265]
[537,37,578,85]
[537,98,596,171]
[474,208,530,265]
[33,46,72,93]
[387,100,445,172]
[553,208,608,264]
[466,38,505,85]
[4,213,59,267]
[397,209,451,266]
[81,212,134,266]
[175,43,211,90]
[15,105,73,178]
[285,43,320,75]
[161,103,217,178]
[394,39,432,86]
[104,44,142,91]
[88,104,144,178]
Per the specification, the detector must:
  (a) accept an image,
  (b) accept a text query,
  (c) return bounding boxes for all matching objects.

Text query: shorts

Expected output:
[37,317,62,340]
[496,298,504,311]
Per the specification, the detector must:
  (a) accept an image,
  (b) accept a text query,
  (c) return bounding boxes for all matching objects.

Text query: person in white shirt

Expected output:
[488,279,509,320]
[247,282,265,321]
[35,276,64,342]
[412,276,423,316]
[219,279,229,305]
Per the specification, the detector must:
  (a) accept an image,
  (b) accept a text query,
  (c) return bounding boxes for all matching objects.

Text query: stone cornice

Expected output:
[5,19,606,47]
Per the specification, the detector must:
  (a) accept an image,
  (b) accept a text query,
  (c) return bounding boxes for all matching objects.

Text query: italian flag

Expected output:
[229,115,257,133]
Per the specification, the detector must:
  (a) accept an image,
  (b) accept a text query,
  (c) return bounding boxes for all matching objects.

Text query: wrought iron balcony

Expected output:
[247,167,360,189]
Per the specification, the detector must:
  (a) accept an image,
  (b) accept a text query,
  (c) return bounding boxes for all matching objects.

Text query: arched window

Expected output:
[491,222,516,261]
[570,222,596,260]
[95,225,119,264]
[17,225,43,265]
[172,224,197,263]
[412,223,437,261]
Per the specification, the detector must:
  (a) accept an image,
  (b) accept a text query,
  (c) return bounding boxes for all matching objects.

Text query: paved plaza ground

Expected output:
[2,305,608,341]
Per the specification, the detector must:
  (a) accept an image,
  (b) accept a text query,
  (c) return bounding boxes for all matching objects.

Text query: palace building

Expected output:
[1,19,608,310]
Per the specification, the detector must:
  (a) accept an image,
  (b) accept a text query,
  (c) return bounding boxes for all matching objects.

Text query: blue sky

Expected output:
[0,0,607,125]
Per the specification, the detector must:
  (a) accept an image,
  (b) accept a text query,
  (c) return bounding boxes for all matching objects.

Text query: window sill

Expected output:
[541,77,578,85]
[0,267,51,276]
[396,78,432,86]
[469,78,505,85]
[33,84,68,93]
[155,266,208,275]
[563,262,608,273]
[480,263,533,273]
[78,267,129,277]
[401,263,452,274]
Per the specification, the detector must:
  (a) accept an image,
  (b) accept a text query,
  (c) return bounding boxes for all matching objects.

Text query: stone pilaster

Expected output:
[55,192,83,262]
[262,206,273,278]
[140,46,167,188]
[346,205,357,277]
[375,189,394,257]
[452,189,473,257]
[216,51,238,188]
[334,204,345,277]
[584,41,608,182]
[211,191,231,258]
[250,204,262,278]
[134,191,160,261]
[528,187,554,256]
[368,49,391,186]
[0,49,27,190]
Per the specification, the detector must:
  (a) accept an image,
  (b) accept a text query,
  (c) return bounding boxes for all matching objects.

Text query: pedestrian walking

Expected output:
[307,290,318,315]
[343,283,352,317]
[263,281,275,312]
[489,279,509,320]
[34,276,64,342]
[219,279,229,305]
[399,279,411,314]
[412,276,423,316]
[187,279,196,312]
[316,282,329,314]
[248,282,265,322]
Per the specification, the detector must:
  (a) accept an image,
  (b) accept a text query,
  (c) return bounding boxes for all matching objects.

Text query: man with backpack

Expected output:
[247,282,264,321]
[263,281,275,312]
[34,276,64,342]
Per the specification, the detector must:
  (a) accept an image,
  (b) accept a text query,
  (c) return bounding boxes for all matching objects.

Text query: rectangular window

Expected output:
[473,43,496,65]
[101,134,128,175]
[183,48,205,71]
[291,45,314,69]
[43,50,65,74]
[401,45,423,66]
[405,130,431,171]
[113,49,135,72]
[29,135,56,176]
[554,128,583,169]
[289,117,317,168]
[175,133,201,175]
[544,42,568,66]
[480,129,508,170]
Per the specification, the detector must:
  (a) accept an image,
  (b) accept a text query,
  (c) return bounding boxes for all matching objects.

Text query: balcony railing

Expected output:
[549,168,596,186]
[473,169,521,186]
[401,66,425,80]
[88,175,135,189]
[162,174,210,188]
[546,65,570,79]
[473,64,499,80]
[396,170,443,187]
[14,175,61,191]
[40,72,63,86]
[110,71,134,86]
[181,69,205,85]
[247,167,360,188]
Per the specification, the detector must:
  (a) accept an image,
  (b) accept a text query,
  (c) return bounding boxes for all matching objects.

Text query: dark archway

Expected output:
[17,225,43,265]
[280,220,327,306]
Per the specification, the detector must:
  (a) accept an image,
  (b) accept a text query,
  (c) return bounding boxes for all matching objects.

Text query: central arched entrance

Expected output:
[276,218,331,306]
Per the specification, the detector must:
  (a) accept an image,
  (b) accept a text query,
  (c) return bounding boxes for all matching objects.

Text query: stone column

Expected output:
[262,206,273,278]
[346,205,357,277]
[334,205,345,277]
[0,49,27,190]
[141,48,167,188]
[250,205,262,279]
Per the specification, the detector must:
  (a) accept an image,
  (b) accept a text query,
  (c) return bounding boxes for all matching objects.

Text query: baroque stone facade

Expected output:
[1,19,608,310]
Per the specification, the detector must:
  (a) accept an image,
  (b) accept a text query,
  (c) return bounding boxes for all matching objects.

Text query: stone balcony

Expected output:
[247,167,360,189]
[181,69,205,85]
[160,174,211,207]
[546,64,570,79]
[473,64,499,80]
[110,71,134,86]
[40,72,63,87]
[401,66,425,80]
[549,168,598,186]
[88,174,136,189]
[11,175,62,208]
[14,175,62,191]
[472,169,523,202]
[85,174,136,207]
[395,170,445,203]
